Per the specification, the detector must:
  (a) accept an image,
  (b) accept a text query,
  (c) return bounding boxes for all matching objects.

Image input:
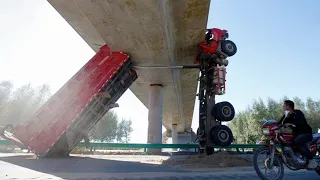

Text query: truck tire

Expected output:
[212,101,235,122]
[221,40,237,57]
[210,125,233,146]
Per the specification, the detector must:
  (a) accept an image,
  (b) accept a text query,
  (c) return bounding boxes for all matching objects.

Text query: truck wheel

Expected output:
[212,101,235,122]
[221,40,237,57]
[210,125,233,146]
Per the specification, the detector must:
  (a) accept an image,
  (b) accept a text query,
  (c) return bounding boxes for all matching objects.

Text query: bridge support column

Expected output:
[175,131,197,152]
[147,84,163,153]
[176,133,192,144]
[172,124,178,151]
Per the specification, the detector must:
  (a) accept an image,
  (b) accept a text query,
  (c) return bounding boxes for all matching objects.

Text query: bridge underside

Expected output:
[47,0,210,137]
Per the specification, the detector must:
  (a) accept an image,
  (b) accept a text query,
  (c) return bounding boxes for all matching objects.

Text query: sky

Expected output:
[1,0,320,143]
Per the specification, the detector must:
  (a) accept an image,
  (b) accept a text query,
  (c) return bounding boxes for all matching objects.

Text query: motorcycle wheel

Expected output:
[315,157,320,175]
[314,151,320,175]
[253,147,284,180]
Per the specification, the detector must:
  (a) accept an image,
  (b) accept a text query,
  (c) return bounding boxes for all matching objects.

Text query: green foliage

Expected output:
[0,82,51,125]
[88,111,118,142]
[0,80,133,143]
[88,114,133,143]
[229,96,320,144]
[115,119,133,143]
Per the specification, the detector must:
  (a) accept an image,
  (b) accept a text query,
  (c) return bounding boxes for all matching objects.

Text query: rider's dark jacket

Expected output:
[279,109,313,136]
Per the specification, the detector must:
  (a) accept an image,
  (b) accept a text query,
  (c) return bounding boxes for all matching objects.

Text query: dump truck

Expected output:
[1,44,138,157]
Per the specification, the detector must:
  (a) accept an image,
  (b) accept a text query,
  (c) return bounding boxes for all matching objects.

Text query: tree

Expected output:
[116,119,133,143]
[88,111,118,142]
[305,97,320,130]
[162,132,168,144]
[0,81,13,118]
[0,81,13,104]
[31,84,51,111]
[88,113,133,143]
[0,82,51,125]
[229,96,320,144]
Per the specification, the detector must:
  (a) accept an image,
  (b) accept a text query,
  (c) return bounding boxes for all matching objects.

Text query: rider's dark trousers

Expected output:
[294,134,313,159]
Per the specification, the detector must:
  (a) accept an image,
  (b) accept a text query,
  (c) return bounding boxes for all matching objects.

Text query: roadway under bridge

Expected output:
[47,0,211,148]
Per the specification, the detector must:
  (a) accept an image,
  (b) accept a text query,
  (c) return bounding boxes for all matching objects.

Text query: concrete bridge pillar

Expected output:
[176,133,192,144]
[147,84,163,153]
[171,124,178,151]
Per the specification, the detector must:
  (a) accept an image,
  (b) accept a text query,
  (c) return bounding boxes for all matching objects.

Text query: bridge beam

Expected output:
[147,84,164,153]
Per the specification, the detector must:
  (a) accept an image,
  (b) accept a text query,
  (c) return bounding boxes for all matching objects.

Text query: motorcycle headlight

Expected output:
[262,128,270,135]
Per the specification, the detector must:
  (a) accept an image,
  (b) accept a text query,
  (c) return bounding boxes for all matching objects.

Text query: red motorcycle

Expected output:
[253,119,320,180]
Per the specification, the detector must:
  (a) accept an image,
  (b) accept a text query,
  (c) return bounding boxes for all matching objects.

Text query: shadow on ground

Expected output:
[161,151,253,171]
[0,154,187,179]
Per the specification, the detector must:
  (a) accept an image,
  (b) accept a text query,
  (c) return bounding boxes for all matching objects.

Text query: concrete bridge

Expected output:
[47,0,210,146]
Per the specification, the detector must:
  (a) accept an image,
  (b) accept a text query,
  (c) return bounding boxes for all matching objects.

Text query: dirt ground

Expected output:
[162,151,251,169]
[0,151,252,169]
[0,153,317,180]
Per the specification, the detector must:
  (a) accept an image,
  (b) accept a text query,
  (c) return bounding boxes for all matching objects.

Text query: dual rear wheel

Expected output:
[211,101,235,147]
[202,101,235,155]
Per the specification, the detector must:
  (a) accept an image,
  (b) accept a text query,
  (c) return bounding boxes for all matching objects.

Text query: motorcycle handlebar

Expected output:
[278,122,296,129]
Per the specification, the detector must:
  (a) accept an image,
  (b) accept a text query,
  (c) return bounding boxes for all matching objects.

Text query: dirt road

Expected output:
[0,153,318,179]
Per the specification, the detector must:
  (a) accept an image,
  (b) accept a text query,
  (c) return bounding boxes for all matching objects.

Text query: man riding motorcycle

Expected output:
[278,100,318,169]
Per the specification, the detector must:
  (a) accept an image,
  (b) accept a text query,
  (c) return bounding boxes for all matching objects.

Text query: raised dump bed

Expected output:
[1,44,138,157]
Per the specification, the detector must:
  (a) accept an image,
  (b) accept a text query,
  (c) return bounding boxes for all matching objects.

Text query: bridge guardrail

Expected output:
[0,139,262,152]
[76,142,262,149]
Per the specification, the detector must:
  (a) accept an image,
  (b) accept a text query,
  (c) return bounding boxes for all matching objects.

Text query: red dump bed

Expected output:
[2,44,137,157]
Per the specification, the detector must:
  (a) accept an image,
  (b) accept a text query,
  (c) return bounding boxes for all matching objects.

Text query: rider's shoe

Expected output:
[307,159,318,169]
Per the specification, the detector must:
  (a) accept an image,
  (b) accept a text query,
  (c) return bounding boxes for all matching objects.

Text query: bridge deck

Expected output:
[47,0,211,132]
